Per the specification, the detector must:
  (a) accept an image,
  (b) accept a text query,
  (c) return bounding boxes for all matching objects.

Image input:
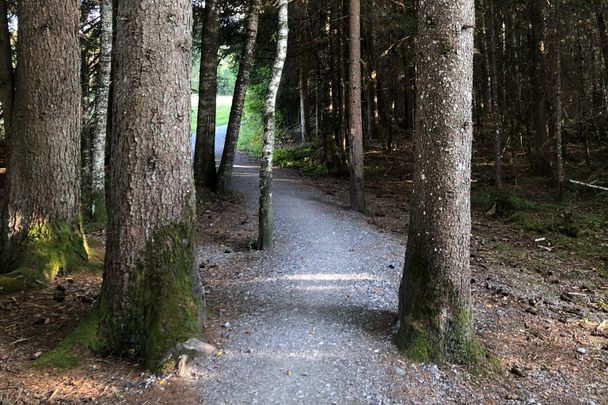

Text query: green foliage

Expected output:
[217,57,237,96]
[238,68,271,157]
[274,146,327,175]
[191,55,236,96]
[34,309,100,369]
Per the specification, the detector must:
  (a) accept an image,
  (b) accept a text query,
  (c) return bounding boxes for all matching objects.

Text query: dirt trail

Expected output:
[193,153,463,404]
[192,151,607,404]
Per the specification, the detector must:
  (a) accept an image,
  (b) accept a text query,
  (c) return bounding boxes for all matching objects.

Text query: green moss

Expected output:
[98,221,202,371]
[0,223,88,294]
[34,309,100,369]
[397,254,485,365]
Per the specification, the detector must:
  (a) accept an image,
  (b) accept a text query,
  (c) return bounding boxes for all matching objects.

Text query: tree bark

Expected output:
[397,0,481,364]
[486,0,503,190]
[594,1,608,84]
[194,0,219,191]
[90,0,112,223]
[99,0,203,370]
[299,58,310,144]
[348,0,366,212]
[552,17,564,199]
[258,0,288,250]
[1,0,86,279]
[530,0,552,176]
[0,0,13,137]
[216,0,261,192]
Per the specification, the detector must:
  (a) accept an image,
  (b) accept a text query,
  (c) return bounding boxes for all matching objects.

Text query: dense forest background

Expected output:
[0,0,606,402]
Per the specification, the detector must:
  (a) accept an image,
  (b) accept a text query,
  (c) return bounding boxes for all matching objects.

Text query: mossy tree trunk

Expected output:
[98,0,204,371]
[258,0,288,250]
[1,0,86,280]
[194,0,219,192]
[90,0,112,224]
[216,0,261,192]
[348,0,366,213]
[396,0,481,364]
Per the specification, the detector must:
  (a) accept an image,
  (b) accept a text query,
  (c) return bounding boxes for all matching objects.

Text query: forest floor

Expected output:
[0,135,607,404]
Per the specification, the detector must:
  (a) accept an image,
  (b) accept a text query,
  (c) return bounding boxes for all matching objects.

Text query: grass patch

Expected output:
[34,309,100,369]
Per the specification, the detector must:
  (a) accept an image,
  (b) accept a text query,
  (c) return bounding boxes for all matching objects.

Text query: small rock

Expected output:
[510,366,527,378]
[388,264,395,269]
[221,322,232,329]
[178,338,216,355]
[576,347,587,355]
[30,351,43,360]
[395,367,406,376]
[525,307,538,315]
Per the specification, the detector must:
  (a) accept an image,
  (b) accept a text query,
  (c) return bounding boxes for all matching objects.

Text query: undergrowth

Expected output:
[472,186,608,274]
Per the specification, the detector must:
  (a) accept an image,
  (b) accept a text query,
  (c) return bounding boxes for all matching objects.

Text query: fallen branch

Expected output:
[569,180,608,192]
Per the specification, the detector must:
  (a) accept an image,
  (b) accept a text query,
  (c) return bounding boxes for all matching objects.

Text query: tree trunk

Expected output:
[1,0,86,282]
[0,0,13,137]
[216,0,261,192]
[486,0,503,190]
[397,0,482,364]
[348,0,366,212]
[552,20,564,199]
[362,0,380,144]
[594,1,608,84]
[90,0,112,223]
[0,0,13,241]
[80,42,92,223]
[258,0,288,250]
[530,0,552,176]
[194,0,219,191]
[99,0,204,371]
[299,59,310,144]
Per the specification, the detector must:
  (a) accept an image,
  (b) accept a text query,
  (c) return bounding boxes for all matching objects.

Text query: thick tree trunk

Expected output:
[194,0,219,191]
[397,0,482,364]
[99,0,203,370]
[258,0,288,250]
[216,0,261,192]
[594,1,608,84]
[348,0,366,212]
[1,0,86,282]
[0,0,13,242]
[90,0,112,223]
[0,0,13,137]
[530,0,552,176]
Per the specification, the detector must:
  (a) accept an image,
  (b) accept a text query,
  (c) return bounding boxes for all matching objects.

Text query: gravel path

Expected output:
[192,152,464,404]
